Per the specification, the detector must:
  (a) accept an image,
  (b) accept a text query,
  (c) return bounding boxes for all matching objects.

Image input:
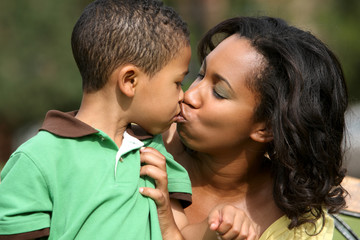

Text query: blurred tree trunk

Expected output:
[0,120,13,169]
[166,0,230,85]
[173,0,229,32]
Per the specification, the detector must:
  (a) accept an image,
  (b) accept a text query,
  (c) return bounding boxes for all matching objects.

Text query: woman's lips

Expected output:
[173,113,186,123]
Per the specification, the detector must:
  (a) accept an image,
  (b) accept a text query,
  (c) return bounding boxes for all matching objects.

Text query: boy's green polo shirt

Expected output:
[0,110,192,239]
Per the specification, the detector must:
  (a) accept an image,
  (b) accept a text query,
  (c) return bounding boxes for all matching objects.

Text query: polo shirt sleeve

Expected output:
[148,135,192,207]
[0,151,52,236]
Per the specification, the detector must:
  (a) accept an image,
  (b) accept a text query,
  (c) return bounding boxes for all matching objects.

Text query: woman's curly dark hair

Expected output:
[198,16,348,231]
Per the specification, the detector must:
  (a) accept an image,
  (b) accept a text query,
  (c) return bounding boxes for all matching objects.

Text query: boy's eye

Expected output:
[176,81,183,87]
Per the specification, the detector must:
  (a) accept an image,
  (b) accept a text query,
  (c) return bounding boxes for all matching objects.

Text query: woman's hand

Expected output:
[139,147,168,207]
[138,147,184,240]
[208,205,259,240]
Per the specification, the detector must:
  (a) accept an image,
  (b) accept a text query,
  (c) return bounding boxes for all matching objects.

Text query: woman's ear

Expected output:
[250,122,273,143]
[116,65,140,97]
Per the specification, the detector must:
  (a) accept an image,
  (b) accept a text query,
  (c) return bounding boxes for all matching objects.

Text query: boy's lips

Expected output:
[173,107,187,123]
[177,104,188,122]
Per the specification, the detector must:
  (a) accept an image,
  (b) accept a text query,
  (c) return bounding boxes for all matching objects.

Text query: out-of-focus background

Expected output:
[0,0,359,176]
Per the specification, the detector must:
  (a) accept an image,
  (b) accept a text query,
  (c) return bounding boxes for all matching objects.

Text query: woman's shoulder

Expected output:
[259,211,334,240]
[332,175,360,239]
[342,175,360,213]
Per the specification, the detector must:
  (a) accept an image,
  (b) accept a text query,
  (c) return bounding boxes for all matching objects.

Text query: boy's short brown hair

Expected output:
[71,0,190,93]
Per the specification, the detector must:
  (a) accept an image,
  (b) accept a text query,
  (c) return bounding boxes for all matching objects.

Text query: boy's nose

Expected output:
[178,89,184,103]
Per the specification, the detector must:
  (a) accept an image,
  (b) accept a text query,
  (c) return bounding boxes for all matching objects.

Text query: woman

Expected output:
[142,16,348,239]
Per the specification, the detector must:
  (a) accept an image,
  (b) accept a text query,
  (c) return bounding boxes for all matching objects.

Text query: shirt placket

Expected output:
[114,131,144,179]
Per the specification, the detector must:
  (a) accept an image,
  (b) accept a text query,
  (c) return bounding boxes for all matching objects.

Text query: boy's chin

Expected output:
[146,124,172,136]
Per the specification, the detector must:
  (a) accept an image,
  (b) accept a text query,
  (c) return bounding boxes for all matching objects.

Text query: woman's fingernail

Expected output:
[216,232,222,240]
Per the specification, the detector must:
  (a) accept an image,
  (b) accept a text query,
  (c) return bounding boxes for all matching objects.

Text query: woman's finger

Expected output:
[140,164,168,190]
[208,207,221,231]
[139,187,166,206]
[140,147,167,170]
[216,206,236,235]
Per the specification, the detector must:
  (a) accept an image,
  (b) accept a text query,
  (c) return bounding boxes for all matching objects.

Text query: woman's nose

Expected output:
[183,79,202,109]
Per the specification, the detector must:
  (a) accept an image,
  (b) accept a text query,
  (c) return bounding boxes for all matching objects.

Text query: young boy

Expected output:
[0,0,258,239]
[0,0,192,239]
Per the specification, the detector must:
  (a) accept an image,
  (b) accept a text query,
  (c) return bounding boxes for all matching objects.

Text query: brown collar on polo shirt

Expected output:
[39,110,153,140]
[38,110,192,208]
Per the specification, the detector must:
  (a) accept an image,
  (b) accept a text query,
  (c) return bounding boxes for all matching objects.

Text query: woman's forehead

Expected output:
[205,35,263,81]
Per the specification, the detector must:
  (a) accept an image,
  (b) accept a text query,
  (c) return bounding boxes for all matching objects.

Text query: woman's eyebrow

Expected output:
[214,73,234,92]
[204,58,234,91]
[200,58,207,72]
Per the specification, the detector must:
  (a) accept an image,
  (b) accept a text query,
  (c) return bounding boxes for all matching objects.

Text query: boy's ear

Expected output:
[116,65,140,97]
[250,122,273,143]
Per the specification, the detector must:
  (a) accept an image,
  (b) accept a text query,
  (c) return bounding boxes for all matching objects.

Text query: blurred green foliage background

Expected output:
[0,0,359,167]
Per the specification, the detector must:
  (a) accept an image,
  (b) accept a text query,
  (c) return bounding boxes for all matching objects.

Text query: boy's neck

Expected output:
[75,91,129,147]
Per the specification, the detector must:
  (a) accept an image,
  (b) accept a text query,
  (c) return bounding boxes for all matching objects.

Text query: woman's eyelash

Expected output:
[197,73,205,79]
[212,89,225,99]
[196,72,226,99]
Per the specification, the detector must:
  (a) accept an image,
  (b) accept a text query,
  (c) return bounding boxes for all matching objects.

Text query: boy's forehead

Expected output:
[168,45,191,71]
[146,45,191,79]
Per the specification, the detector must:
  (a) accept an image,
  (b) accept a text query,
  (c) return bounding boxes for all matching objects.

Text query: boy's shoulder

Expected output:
[14,129,59,156]
[13,110,100,162]
[3,130,65,180]
[39,110,98,138]
[17,110,97,149]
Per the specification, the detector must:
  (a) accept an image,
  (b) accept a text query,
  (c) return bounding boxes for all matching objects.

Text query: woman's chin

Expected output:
[176,127,197,150]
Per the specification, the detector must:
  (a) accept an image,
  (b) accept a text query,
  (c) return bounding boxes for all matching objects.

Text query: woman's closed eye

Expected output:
[212,85,229,99]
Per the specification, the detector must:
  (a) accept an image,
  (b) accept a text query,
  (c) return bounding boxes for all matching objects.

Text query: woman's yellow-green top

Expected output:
[260,212,334,240]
